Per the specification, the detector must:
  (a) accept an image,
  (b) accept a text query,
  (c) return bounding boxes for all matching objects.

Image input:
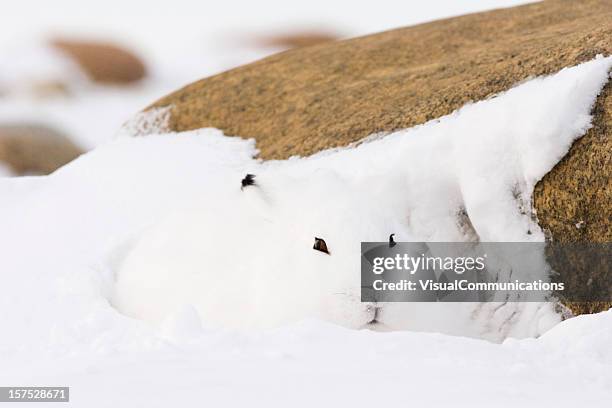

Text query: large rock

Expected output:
[142,0,611,313]
[0,125,83,175]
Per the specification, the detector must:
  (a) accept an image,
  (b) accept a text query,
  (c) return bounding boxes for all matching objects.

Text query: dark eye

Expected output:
[313,237,330,255]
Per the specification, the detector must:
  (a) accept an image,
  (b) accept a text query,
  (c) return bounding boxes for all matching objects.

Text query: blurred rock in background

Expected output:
[253,30,340,49]
[0,124,83,175]
[50,39,147,85]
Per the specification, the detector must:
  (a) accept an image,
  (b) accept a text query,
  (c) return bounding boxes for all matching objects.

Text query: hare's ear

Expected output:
[313,237,330,255]
[240,174,256,190]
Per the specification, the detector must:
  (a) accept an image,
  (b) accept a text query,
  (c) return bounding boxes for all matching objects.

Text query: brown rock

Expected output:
[143,0,611,314]
[255,31,340,49]
[0,125,83,175]
[536,82,612,314]
[534,82,611,244]
[51,39,147,84]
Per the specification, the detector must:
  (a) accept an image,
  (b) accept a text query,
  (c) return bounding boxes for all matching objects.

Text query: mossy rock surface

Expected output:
[144,0,611,314]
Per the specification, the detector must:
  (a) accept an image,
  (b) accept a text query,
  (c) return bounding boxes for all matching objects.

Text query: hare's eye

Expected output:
[313,237,330,255]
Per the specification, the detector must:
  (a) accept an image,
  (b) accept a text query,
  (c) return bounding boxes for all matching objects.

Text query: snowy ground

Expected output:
[0,54,610,406]
[2,313,611,407]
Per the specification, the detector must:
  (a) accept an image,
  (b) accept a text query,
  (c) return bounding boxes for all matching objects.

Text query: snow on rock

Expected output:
[118,106,173,137]
[0,56,610,407]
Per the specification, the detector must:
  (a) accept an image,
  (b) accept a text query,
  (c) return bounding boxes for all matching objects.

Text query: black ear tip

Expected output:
[241,173,257,189]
